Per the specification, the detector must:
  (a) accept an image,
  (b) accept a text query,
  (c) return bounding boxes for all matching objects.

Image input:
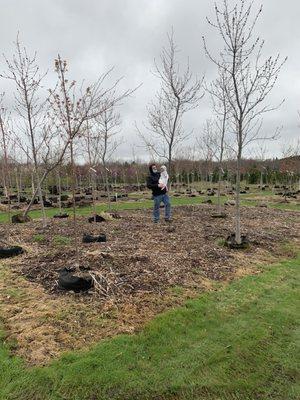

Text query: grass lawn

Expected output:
[0,194,298,223]
[0,253,299,399]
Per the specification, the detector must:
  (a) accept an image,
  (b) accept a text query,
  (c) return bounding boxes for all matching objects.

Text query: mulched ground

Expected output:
[0,203,299,365]
[3,204,300,301]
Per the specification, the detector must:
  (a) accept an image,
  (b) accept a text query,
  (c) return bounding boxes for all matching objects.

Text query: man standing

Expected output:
[147,163,171,223]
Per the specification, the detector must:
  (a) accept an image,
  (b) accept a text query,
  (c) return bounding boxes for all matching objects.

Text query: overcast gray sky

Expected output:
[0,0,299,160]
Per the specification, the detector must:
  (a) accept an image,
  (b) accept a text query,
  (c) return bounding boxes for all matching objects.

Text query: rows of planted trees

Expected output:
[0,156,299,197]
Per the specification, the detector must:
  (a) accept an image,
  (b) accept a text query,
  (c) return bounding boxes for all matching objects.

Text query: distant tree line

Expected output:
[0,155,299,193]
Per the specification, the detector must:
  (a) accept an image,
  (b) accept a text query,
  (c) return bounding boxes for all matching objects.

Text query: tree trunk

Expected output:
[25,168,46,226]
[15,169,20,206]
[217,166,222,215]
[70,139,79,267]
[36,170,47,227]
[136,171,140,191]
[24,170,46,218]
[58,170,62,215]
[31,171,35,196]
[0,117,11,225]
[103,163,111,212]
[235,152,242,245]
[168,152,172,191]
[91,171,97,221]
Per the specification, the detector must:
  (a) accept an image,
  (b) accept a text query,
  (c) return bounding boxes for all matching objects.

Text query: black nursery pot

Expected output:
[225,233,249,249]
[211,212,227,219]
[88,214,106,223]
[58,268,93,293]
[82,233,107,243]
[11,214,31,223]
[53,213,69,219]
[202,199,213,204]
[0,246,24,259]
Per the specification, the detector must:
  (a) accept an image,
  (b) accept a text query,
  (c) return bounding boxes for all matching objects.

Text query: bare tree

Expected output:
[10,145,25,206]
[51,56,132,264]
[15,112,66,220]
[197,120,217,192]
[0,93,12,223]
[83,119,101,218]
[1,37,48,225]
[254,144,268,187]
[138,31,204,184]
[205,68,229,214]
[83,105,121,217]
[281,138,300,159]
[131,145,142,191]
[203,0,286,245]
[280,136,300,191]
[50,55,111,265]
[95,100,122,211]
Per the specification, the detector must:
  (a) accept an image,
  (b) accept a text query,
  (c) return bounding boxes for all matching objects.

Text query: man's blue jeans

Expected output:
[153,194,171,222]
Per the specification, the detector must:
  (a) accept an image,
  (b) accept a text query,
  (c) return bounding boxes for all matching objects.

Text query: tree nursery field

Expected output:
[1,0,300,398]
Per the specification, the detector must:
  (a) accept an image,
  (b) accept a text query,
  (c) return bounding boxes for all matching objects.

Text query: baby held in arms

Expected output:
[159,165,169,190]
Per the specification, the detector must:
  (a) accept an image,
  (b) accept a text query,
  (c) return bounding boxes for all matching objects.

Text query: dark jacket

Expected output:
[147,165,167,196]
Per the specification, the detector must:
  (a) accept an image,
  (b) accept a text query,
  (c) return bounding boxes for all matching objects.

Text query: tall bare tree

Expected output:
[131,145,142,191]
[95,100,122,211]
[205,68,229,214]
[83,120,100,218]
[203,0,286,244]
[51,56,132,264]
[138,31,204,183]
[254,144,268,187]
[50,56,108,264]
[0,93,12,223]
[197,120,217,191]
[83,104,121,217]
[281,138,300,159]
[281,137,300,191]
[1,37,48,225]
